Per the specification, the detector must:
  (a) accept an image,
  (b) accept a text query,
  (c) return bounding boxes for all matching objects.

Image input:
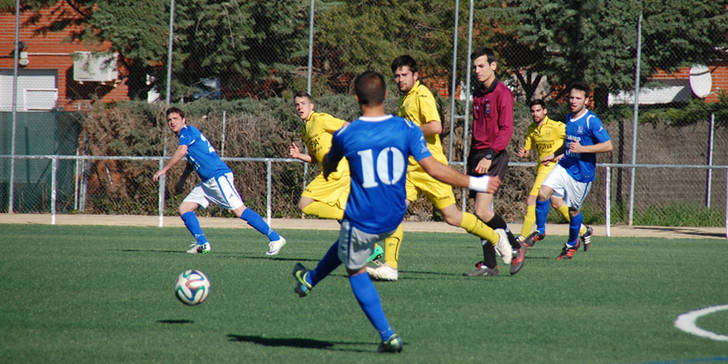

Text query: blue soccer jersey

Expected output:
[327,115,432,234]
[178,125,231,181]
[559,109,611,182]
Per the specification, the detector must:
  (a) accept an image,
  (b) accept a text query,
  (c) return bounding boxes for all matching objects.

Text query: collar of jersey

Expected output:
[359,115,393,122]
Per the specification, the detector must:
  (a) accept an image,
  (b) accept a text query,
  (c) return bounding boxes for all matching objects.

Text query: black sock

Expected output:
[486,214,521,249]
[482,241,497,268]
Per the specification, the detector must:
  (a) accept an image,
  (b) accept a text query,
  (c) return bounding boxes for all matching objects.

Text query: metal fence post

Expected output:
[266,159,272,225]
[158,158,165,227]
[51,157,57,225]
[628,12,643,226]
[605,166,611,237]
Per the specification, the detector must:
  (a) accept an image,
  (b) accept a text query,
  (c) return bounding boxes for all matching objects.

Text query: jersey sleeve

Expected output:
[320,114,347,133]
[178,127,197,148]
[407,120,433,162]
[417,88,441,123]
[493,90,514,152]
[589,116,611,143]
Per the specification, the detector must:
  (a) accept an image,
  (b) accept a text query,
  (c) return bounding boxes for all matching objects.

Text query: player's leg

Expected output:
[519,195,537,240]
[552,196,587,236]
[473,192,517,264]
[556,178,591,260]
[299,173,347,220]
[292,239,341,297]
[340,225,401,352]
[179,185,211,254]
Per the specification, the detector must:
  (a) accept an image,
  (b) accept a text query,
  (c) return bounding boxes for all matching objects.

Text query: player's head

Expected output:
[293,91,314,121]
[354,71,386,107]
[568,81,591,114]
[166,107,186,133]
[529,99,547,123]
[391,55,419,93]
[471,47,497,86]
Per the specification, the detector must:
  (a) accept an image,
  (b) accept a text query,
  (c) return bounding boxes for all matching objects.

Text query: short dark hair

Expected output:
[293,91,313,103]
[569,81,591,97]
[354,71,386,106]
[529,99,546,109]
[391,55,418,73]
[470,47,497,64]
[166,107,184,118]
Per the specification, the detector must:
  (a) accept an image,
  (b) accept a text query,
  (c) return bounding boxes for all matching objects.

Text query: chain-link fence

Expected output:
[2,1,727,227]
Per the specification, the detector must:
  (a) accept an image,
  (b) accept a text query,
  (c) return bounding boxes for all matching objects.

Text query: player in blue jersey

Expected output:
[526,82,612,260]
[291,71,501,353]
[153,107,286,255]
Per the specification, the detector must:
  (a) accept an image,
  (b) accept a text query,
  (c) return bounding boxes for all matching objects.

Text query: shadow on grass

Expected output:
[158,319,194,324]
[226,334,374,352]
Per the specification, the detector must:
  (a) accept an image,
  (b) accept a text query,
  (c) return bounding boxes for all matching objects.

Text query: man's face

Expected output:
[294,96,314,121]
[530,104,547,123]
[167,112,185,133]
[473,55,496,85]
[393,66,418,93]
[568,89,588,114]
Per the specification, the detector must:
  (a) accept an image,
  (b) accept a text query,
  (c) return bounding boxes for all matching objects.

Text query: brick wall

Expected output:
[0,2,129,111]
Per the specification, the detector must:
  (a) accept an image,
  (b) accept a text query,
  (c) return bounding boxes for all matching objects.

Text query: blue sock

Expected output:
[181,211,207,245]
[349,272,395,341]
[308,241,342,287]
[535,199,550,235]
[568,212,583,247]
[240,208,280,241]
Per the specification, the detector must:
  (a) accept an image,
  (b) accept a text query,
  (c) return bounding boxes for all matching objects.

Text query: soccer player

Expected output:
[153,107,286,255]
[465,47,524,277]
[515,99,593,248]
[288,91,350,220]
[528,81,612,260]
[289,92,384,261]
[366,55,518,281]
[291,71,501,353]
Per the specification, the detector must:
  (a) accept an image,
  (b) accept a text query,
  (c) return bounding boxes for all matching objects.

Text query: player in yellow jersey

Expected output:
[366,55,520,281]
[289,92,384,260]
[516,99,593,249]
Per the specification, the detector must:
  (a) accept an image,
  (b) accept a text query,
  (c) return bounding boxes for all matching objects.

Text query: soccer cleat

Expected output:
[494,229,513,265]
[378,333,403,353]
[556,241,580,260]
[265,237,286,256]
[463,261,499,277]
[292,263,312,297]
[509,246,526,275]
[580,225,594,251]
[367,244,384,263]
[366,264,398,281]
[187,242,211,254]
[523,231,545,247]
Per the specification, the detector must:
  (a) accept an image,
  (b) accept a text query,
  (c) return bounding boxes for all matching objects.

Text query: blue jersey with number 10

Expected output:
[178,125,231,181]
[327,115,432,234]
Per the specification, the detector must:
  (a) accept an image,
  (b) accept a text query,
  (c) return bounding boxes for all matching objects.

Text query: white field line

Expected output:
[674,304,728,341]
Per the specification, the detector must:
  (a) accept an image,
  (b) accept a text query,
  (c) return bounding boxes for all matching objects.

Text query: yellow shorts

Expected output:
[302,171,349,209]
[405,166,456,210]
[529,162,558,196]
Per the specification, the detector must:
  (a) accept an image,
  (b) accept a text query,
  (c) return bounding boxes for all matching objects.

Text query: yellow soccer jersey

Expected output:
[523,115,566,164]
[302,111,346,165]
[398,81,448,166]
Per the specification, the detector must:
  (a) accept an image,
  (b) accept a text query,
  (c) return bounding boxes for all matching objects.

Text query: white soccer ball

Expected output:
[174,269,210,305]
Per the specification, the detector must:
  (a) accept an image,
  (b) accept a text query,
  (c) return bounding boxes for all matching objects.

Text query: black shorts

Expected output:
[467,148,509,196]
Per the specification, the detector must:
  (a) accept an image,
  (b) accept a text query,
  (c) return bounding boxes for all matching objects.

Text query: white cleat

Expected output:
[265,237,286,256]
[366,264,398,281]
[494,229,513,265]
[187,242,211,254]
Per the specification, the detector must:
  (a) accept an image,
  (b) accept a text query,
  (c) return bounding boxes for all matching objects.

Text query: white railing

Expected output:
[2,154,727,238]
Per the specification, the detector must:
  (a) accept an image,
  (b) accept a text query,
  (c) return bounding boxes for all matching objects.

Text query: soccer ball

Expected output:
[174,269,210,305]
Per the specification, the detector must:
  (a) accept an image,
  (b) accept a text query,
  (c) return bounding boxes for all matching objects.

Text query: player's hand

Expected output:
[474,158,492,174]
[468,175,501,194]
[540,153,555,165]
[289,142,301,158]
[569,140,584,153]
[516,147,528,158]
[153,170,165,182]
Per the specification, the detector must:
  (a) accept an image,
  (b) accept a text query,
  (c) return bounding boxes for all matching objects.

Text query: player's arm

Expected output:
[153,144,188,182]
[569,139,613,154]
[289,142,313,163]
[418,156,501,193]
[419,120,442,137]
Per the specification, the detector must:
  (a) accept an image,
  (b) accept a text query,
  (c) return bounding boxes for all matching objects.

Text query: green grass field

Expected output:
[2,224,727,363]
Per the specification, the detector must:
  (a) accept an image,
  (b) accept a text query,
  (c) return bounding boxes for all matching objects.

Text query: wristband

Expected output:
[468,175,491,192]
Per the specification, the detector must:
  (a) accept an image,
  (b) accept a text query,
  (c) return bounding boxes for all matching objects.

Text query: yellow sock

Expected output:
[520,204,536,238]
[460,212,499,246]
[302,201,344,220]
[384,224,403,269]
[557,204,586,235]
